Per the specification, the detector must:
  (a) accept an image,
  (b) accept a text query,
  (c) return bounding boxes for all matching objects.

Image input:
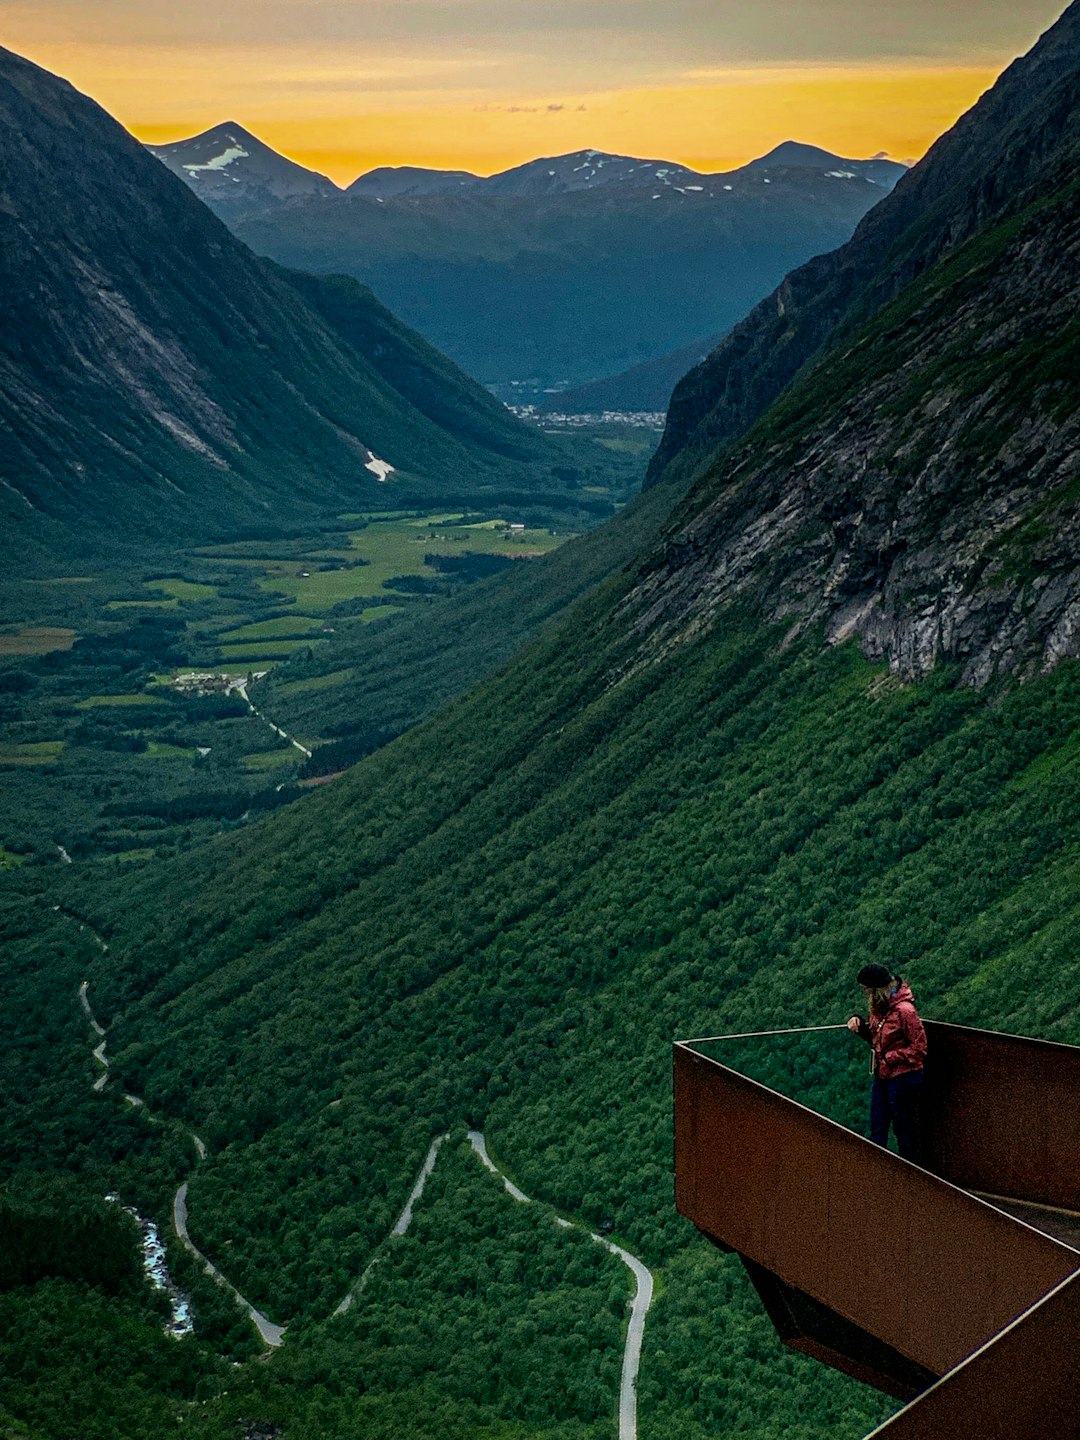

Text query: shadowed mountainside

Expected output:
[647,0,1080,487]
[228,162,894,392]
[0,49,565,572]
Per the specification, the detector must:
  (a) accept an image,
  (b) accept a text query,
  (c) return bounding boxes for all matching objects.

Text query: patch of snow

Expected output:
[763,177,771,184]
[723,184,733,191]
[364,453,396,482]
[685,185,704,191]
[826,169,857,178]
[183,146,249,174]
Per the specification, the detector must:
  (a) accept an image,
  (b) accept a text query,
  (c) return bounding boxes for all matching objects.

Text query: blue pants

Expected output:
[870,1070,924,1161]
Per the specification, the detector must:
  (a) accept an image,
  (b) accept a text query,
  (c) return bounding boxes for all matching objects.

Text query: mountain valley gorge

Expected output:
[2,7,1080,1440]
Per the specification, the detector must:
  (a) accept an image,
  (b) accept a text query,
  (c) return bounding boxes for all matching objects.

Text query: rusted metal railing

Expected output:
[865,1267,1080,1439]
[919,1021,1080,1213]
[674,1022,1080,1420]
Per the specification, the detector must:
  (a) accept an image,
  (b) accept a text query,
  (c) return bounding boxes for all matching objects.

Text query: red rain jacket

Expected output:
[859,981,927,1080]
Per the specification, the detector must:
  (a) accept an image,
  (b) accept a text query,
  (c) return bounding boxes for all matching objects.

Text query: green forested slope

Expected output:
[9,600,1079,1438]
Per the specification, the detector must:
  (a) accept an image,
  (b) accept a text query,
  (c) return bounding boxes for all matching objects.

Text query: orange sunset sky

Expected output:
[0,1,1068,182]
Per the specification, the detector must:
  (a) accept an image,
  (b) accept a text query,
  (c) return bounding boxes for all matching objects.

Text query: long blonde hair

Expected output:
[865,982,894,1016]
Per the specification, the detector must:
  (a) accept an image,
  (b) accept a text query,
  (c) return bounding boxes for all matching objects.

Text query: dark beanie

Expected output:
[856,963,893,988]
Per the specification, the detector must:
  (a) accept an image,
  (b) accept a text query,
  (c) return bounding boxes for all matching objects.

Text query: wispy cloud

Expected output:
[475,101,587,113]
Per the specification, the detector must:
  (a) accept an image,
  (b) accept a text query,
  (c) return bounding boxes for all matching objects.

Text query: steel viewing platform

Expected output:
[673,1022,1080,1438]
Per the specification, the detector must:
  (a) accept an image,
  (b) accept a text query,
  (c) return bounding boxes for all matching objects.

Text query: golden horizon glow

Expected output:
[0,15,1023,185]
[262,67,1003,183]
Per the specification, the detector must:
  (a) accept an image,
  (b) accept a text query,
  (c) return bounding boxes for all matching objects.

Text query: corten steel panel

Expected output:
[742,1260,938,1400]
[921,1023,1080,1212]
[864,1269,1080,1440]
[673,1044,1079,1380]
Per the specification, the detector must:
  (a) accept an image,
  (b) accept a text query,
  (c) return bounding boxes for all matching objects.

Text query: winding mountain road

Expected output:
[333,1133,450,1317]
[467,1131,654,1440]
[174,1182,286,1346]
[233,679,312,759]
[71,918,653,1432]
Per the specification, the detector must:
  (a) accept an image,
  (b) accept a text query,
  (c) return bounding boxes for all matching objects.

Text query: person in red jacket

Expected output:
[847,963,928,1161]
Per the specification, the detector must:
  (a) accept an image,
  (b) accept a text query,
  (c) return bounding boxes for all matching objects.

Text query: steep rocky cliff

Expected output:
[646,0,1080,489]
[624,170,1080,686]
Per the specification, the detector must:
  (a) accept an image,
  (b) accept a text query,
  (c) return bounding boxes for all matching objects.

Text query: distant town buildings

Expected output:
[172,671,268,695]
[508,405,666,430]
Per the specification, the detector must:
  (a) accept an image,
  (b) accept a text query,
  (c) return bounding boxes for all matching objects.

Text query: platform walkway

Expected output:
[674,1022,1080,1436]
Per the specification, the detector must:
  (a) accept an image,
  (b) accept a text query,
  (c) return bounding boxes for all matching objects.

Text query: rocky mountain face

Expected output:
[149,122,340,221]
[647,0,1080,488]
[626,14,1080,686]
[0,50,561,568]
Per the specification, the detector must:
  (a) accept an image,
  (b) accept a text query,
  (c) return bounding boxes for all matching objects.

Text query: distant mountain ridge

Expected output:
[0,50,564,570]
[149,131,905,393]
[153,132,906,211]
[228,170,895,393]
[746,141,904,190]
[149,122,339,222]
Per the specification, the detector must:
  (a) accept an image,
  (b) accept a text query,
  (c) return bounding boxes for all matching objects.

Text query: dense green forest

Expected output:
[6,588,1080,1436]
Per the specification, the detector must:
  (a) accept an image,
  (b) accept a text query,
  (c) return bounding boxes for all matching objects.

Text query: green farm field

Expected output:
[0,627,76,655]
[0,483,632,870]
[75,694,167,709]
[0,741,64,767]
[255,514,568,610]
